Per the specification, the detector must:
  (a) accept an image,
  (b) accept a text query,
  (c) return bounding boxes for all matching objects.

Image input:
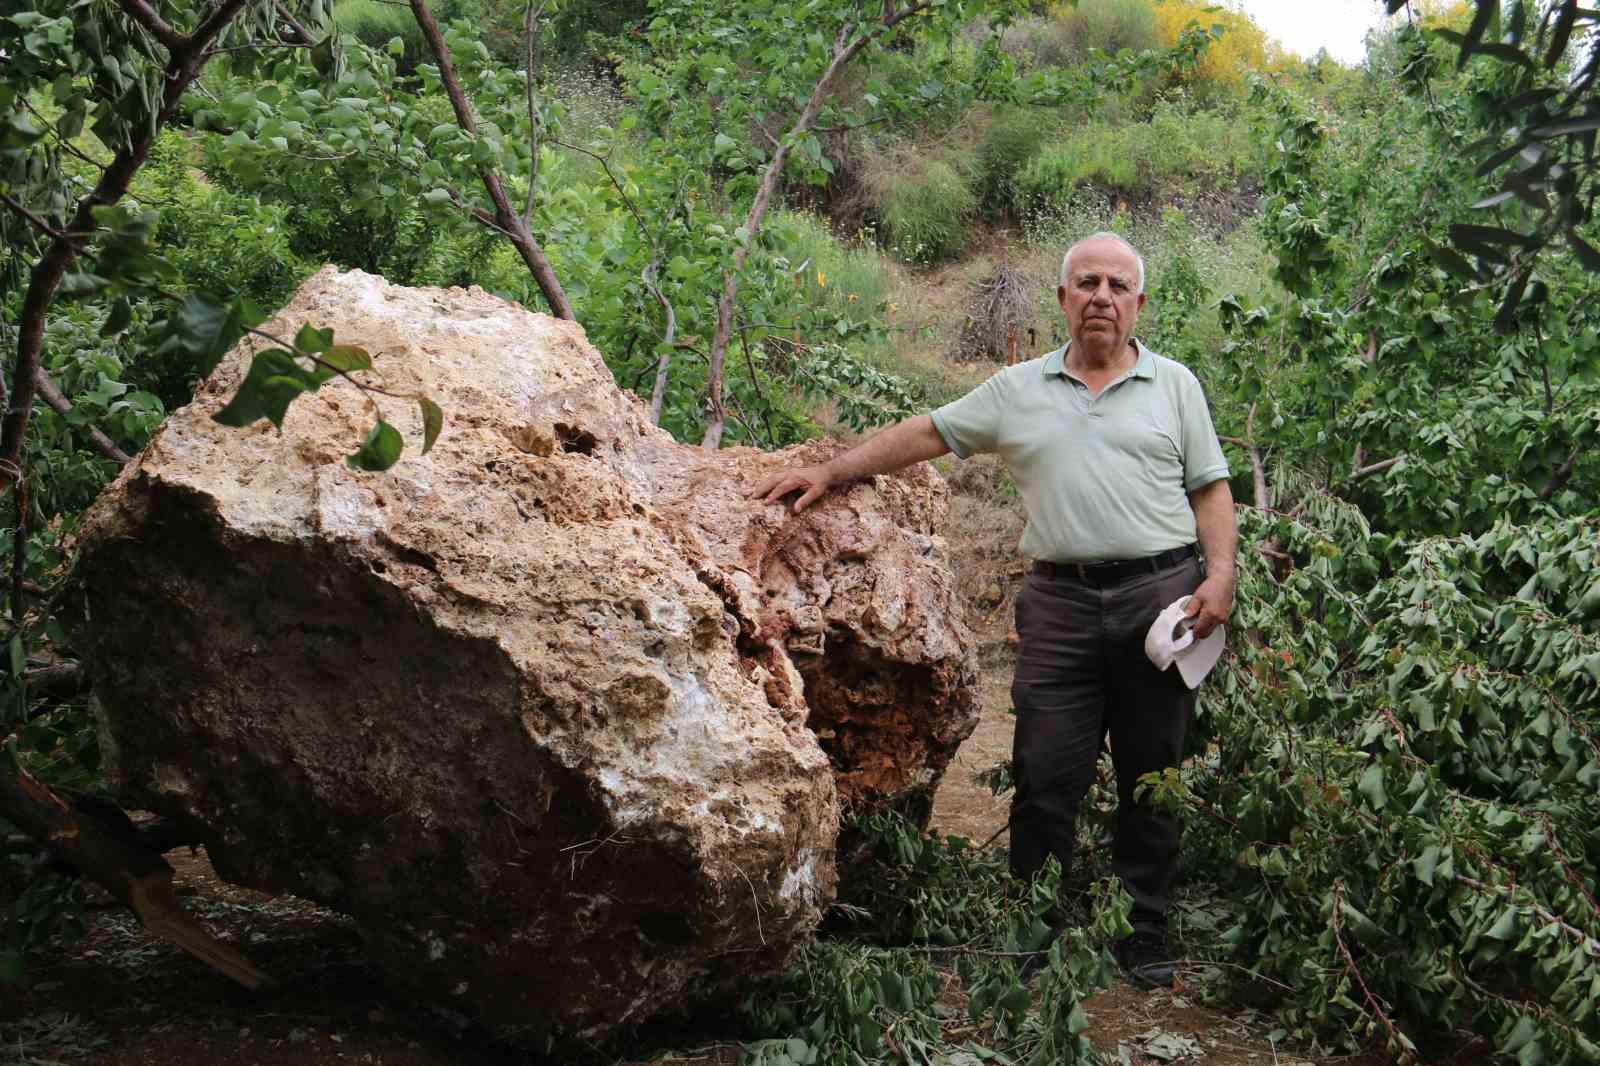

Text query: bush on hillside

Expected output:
[1012,104,1262,212]
[878,158,977,266]
[975,107,1056,218]
[1000,0,1160,69]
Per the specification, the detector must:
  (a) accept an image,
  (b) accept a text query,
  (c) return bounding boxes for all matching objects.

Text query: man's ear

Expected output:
[1136,292,1147,312]
[1057,284,1069,313]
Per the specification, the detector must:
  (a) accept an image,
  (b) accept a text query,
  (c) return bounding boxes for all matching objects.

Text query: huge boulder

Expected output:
[70,267,977,1036]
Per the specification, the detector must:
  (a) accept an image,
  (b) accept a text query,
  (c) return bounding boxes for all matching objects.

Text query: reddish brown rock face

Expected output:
[70,268,977,1038]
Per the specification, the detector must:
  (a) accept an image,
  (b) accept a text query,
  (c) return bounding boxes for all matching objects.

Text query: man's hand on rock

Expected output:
[748,463,836,513]
[1185,571,1234,639]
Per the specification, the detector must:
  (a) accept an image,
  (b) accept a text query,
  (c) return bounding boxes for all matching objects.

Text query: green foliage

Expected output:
[975,107,1056,218]
[880,159,978,265]
[743,811,1131,1066]
[1012,102,1261,211]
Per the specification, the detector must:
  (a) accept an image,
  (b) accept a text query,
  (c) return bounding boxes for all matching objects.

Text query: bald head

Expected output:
[1060,232,1146,295]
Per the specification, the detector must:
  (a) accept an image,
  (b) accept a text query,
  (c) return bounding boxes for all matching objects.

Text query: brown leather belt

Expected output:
[1032,543,1198,586]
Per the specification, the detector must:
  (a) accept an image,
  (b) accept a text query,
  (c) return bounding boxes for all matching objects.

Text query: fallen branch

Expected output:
[0,765,271,989]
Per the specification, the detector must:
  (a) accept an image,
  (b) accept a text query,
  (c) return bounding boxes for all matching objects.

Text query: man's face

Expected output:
[1057,239,1146,358]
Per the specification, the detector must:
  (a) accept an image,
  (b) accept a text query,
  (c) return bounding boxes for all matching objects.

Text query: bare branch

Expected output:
[1350,455,1406,481]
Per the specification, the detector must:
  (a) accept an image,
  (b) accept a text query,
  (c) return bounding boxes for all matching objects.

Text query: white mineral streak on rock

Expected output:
[72,268,977,1041]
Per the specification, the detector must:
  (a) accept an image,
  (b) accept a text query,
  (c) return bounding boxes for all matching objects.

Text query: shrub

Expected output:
[770,211,893,319]
[1001,0,1160,70]
[975,106,1056,217]
[1012,104,1264,213]
[331,0,426,59]
[879,159,976,265]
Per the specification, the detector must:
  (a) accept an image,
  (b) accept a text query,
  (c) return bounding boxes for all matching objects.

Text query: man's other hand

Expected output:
[1184,571,1234,638]
[748,463,835,513]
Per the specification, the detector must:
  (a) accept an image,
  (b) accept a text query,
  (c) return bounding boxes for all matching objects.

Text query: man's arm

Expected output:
[1186,477,1237,638]
[747,414,951,512]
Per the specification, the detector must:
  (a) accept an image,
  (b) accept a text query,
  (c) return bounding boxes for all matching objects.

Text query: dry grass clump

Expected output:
[950,259,1041,364]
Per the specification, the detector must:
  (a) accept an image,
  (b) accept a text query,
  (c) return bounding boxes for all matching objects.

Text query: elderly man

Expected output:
[749,232,1237,987]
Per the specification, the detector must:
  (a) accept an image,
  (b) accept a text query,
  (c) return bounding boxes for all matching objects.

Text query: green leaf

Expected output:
[8,635,24,679]
[294,324,333,355]
[160,295,249,377]
[0,949,24,983]
[417,396,443,454]
[212,349,314,428]
[101,297,133,337]
[1357,762,1387,810]
[346,419,404,471]
[1567,229,1600,272]
[320,345,372,373]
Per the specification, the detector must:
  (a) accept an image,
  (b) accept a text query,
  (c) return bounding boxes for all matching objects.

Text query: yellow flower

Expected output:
[817,270,826,288]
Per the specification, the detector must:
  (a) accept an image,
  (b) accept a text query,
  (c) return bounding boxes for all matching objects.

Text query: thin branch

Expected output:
[1331,880,1417,1064]
[1349,455,1406,481]
[33,370,133,465]
[19,97,111,169]
[0,194,72,244]
[271,0,317,44]
[408,0,573,320]
[521,0,550,227]
[1540,444,1581,501]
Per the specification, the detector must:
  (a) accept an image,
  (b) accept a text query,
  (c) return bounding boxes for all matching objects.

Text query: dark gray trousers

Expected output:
[1008,556,1202,932]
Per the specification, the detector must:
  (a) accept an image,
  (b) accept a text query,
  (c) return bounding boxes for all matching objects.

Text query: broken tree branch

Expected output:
[0,764,271,989]
[1350,455,1406,481]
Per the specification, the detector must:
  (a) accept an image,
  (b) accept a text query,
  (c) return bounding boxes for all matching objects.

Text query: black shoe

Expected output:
[1114,929,1175,988]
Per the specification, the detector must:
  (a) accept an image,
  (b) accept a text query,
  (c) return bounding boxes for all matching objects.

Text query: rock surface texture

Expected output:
[71,268,977,1037]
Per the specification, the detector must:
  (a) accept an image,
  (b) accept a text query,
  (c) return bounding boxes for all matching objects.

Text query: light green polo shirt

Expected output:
[930,341,1229,563]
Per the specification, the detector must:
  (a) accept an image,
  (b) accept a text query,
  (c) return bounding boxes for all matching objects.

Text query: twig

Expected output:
[1349,455,1405,481]
[1330,880,1416,1064]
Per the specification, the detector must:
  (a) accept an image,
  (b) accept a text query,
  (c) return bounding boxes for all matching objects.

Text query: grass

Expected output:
[1013,103,1264,211]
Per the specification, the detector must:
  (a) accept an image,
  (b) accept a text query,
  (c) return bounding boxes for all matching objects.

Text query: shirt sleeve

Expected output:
[929,369,1010,459]
[1179,373,1230,492]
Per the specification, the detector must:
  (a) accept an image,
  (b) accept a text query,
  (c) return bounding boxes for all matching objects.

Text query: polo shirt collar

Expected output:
[1042,339,1156,381]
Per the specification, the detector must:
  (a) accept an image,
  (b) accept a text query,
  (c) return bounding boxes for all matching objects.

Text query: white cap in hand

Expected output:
[1144,596,1225,689]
